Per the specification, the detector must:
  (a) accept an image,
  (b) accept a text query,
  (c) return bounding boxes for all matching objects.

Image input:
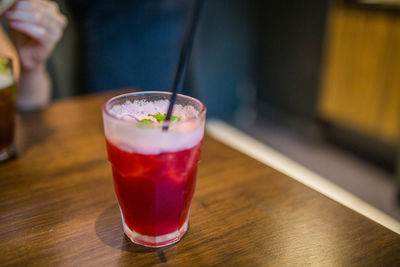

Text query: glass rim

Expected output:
[0,54,11,61]
[102,91,207,123]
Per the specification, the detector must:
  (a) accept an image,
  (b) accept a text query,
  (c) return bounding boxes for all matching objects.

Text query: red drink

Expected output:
[106,139,202,240]
[103,92,206,247]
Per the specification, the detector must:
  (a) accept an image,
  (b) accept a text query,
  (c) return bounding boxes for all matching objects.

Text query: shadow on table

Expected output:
[17,110,54,155]
[95,203,171,261]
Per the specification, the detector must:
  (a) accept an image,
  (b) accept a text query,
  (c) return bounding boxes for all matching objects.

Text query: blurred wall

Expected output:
[318,1,400,146]
[256,1,329,119]
[50,0,79,99]
[49,0,258,123]
[189,0,257,121]
[254,0,399,169]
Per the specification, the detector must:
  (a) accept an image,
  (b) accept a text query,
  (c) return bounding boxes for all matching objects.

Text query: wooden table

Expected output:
[0,92,399,266]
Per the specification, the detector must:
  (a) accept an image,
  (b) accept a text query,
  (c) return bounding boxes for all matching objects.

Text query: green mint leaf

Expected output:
[138,118,154,128]
[170,115,181,122]
[148,112,166,122]
[147,113,182,123]
[0,58,9,73]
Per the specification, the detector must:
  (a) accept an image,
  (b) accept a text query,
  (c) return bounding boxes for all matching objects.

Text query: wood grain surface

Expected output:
[0,91,399,266]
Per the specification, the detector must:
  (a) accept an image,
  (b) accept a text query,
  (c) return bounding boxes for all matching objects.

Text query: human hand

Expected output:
[2,0,67,70]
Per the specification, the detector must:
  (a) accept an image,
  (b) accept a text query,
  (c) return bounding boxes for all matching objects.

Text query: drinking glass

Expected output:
[0,55,16,162]
[102,91,206,247]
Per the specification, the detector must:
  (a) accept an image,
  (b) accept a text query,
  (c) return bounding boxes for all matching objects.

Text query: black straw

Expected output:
[163,0,205,131]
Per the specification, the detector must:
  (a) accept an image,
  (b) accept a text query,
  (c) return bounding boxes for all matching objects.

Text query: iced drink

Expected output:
[102,92,206,247]
[0,56,16,162]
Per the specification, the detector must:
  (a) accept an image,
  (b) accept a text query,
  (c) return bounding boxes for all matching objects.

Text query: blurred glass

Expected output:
[0,55,17,162]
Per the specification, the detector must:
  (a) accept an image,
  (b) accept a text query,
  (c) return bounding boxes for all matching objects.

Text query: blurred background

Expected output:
[49,0,399,220]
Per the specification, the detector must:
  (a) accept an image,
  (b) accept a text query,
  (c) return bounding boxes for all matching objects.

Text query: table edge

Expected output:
[206,119,400,235]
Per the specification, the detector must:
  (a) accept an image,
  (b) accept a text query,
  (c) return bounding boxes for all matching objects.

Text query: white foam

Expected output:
[108,100,199,123]
[103,100,205,154]
[0,73,13,90]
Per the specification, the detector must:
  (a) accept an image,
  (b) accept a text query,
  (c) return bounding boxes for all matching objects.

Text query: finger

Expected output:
[36,0,67,28]
[4,9,40,24]
[5,9,57,37]
[6,7,66,38]
[45,10,68,31]
[29,10,67,41]
[40,8,67,30]
[6,0,67,41]
[7,0,35,12]
[9,0,58,13]
[8,20,49,43]
[37,0,59,12]
[8,0,67,26]
[27,0,67,30]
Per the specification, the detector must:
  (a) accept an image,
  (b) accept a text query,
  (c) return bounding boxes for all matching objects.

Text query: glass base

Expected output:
[0,144,15,163]
[121,211,189,248]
